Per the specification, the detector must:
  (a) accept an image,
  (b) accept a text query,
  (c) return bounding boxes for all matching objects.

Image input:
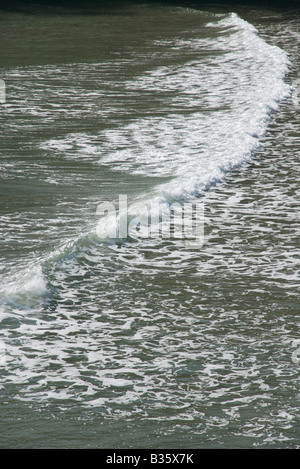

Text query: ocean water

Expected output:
[0,1,299,448]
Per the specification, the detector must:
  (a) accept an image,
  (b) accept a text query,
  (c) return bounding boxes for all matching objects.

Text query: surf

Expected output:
[0,11,291,312]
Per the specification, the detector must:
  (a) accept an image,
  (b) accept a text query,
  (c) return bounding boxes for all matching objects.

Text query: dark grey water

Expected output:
[0,2,299,448]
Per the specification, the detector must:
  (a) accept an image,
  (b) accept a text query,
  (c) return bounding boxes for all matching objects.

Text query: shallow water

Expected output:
[0,2,299,448]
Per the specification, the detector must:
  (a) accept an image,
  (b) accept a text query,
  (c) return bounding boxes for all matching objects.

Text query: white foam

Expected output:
[0,265,48,310]
[18,267,48,297]
[159,13,291,201]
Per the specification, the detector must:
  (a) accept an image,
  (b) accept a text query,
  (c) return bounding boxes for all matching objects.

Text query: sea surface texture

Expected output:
[0,2,299,448]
